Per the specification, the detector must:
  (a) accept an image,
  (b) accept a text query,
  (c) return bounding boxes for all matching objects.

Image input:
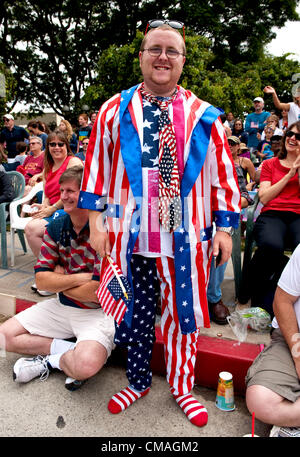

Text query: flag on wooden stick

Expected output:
[96,255,132,324]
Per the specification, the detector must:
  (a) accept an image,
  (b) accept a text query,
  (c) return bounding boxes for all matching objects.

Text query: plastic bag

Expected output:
[227,307,271,343]
[237,307,271,332]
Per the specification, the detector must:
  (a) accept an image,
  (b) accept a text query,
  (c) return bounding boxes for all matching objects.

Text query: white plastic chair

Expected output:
[9,181,44,266]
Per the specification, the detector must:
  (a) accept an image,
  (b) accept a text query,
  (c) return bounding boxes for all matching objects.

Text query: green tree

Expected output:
[0,63,17,117]
[83,32,300,118]
[82,33,144,110]
[0,1,299,114]
[0,0,114,114]
[175,0,299,64]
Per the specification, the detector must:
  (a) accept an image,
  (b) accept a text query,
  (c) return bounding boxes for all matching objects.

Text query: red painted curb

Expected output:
[151,327,261,395]
[16,299,260,395]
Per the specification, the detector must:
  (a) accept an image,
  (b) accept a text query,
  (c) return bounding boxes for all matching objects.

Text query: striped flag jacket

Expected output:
[79,84,241,334]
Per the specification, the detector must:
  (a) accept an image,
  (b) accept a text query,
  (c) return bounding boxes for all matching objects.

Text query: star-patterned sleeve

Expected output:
[209,118,241,227]
[79,93,121,211]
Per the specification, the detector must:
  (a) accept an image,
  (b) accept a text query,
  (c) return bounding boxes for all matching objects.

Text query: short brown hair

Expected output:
[78,113,88,122]
[59,165,83,188]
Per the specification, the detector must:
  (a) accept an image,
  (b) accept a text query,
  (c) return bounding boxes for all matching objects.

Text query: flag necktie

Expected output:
[140,83,181,232]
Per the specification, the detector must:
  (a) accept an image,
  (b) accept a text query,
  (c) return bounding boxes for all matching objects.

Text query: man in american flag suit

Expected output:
[79,22,241,427]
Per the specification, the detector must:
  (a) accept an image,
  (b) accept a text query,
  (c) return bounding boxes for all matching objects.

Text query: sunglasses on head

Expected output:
[286,130,300,141]
[49,142,65,147]
[145,19,185,42]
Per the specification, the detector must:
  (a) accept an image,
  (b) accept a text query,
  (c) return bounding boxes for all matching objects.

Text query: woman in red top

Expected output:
[248,121,300,311]
[25,131,83,259]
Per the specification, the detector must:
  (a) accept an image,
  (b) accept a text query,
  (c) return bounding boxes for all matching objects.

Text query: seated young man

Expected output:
[246,244,300,437]
[0,166,115,390]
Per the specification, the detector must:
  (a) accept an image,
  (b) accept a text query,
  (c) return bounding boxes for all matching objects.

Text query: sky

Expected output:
[266,12,300,61]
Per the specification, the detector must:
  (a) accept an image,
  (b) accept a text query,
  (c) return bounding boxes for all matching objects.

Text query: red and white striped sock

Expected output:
[171,387,208,427]
[108,385,150,414]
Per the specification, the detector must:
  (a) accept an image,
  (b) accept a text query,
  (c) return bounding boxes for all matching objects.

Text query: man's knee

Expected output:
[67,343,107,379]
[0,317,25,352]
[246,384,283,423]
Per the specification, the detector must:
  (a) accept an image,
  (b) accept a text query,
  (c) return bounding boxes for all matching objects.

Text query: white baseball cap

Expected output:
[3,114,14,120]
[253,97,264,103]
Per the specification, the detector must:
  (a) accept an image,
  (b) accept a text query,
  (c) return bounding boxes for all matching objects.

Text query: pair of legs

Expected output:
[25,210,65,259]
[207,260,227,304]
[246,329,300,427]
[206,260,230,324]
[109,255,207,427]
[249,211,300,309]
[0,298,115,382]
[25,218,47,258]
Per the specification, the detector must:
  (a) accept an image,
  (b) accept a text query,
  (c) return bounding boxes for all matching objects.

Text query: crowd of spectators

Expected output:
[0,71,299,436]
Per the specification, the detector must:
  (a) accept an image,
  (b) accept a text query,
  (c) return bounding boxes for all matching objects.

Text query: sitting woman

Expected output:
[227,136,256,188]
[231,118,248,144]
[58,119,78,154]
[27,120,48,150]
[247,121,300,314]
[0,169,15,204]
[17,136,44,195]
[25,131,83,260]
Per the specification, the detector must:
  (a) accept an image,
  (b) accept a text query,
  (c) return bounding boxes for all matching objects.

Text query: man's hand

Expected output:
[212,231,233,266]
[89,210,111,257]
[32,204,54,219]
[54,265,65,274]
[89,230,111,258]
[263,86,275,94]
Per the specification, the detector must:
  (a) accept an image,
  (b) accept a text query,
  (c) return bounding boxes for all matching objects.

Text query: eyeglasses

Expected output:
[286,130,300,141]
[3,119,10,122]
[29,142,39,145]
[49,142,65,147]
[228,141,238,146]
[82,142,89,146]
[145,19,185,42]
[141,47,185,59]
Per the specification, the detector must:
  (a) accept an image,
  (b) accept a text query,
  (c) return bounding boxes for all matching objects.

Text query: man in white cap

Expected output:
[244,97,270,154]
[0,114,29,163]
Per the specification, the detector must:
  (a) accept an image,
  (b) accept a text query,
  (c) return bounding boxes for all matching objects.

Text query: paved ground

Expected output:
[0,234,271,438]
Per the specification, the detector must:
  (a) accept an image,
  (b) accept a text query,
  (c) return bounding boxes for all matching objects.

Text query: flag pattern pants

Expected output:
[114,254,199,395]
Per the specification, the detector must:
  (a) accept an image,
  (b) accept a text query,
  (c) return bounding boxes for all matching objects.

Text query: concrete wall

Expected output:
[13,112,63,129]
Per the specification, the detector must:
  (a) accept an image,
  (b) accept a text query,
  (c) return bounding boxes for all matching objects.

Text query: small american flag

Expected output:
[96,256,132,324]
